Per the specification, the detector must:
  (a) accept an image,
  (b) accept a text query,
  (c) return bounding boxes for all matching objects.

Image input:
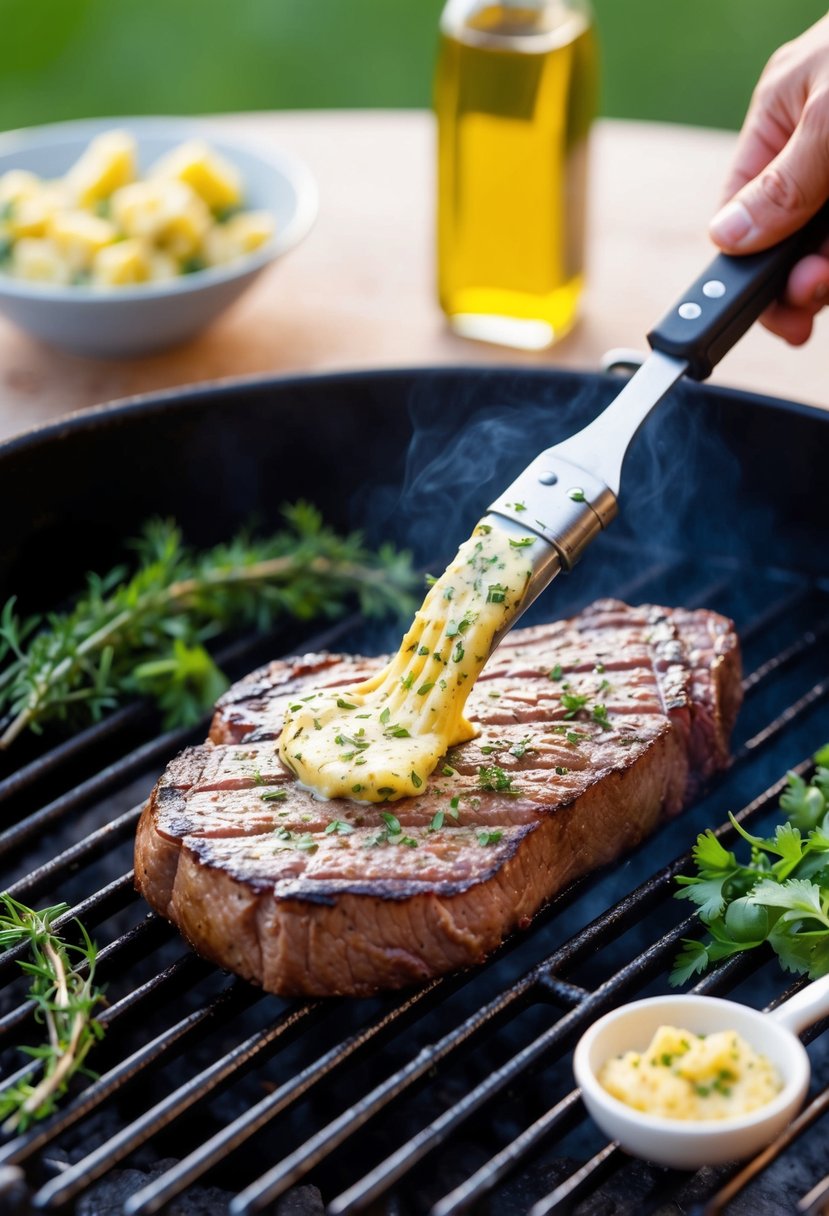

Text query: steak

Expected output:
[135,599,741,997]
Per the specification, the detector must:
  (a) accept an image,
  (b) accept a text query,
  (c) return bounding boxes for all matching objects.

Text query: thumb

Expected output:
[710,106,829,253]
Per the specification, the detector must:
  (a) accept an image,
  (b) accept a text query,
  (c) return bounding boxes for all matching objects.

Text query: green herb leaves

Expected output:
[478,764,520,795]
[0,505,416,748]
[560,691,589,718]
[0,895,105,1131]
[671,753,829,985]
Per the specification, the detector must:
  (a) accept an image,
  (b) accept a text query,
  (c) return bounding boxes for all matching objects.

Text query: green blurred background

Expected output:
[1,0,826,132]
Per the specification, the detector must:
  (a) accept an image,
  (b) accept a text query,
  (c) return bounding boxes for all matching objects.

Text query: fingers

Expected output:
[710,102,829,252]
[759,251,829,343]
[718,92,792,205]
[784,251,829,307]
[710,13,829,255]
[761,302,815,345]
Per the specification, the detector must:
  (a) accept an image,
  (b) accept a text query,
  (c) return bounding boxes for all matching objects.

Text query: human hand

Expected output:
[709,14,829,345]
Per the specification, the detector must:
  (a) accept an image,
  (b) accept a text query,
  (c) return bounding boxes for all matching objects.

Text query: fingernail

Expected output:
[710,200,754,247]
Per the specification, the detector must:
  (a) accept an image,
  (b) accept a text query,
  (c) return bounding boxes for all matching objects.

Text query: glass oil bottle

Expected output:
[435,0,597,349]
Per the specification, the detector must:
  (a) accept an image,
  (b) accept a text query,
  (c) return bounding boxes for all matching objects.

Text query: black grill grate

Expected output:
[0,363,828,1216]
[1,541,828,1216]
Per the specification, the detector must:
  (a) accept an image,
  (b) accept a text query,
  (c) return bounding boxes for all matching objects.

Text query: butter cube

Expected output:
[66,130,137,207]
[111,179,210,258]
[50,209,117,272]
[92,238,151,286]
[160,200,212,259]
[110,180,169,240]
[202,210,274,267]
[12,237,71,284]
[150,139,242,212]
[8,183,69,239]
[222,210,274,254]
[0,169,41,209]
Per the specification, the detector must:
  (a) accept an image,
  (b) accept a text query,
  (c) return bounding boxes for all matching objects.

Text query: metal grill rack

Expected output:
[0,363,827,1215]
[1,537,828,1216]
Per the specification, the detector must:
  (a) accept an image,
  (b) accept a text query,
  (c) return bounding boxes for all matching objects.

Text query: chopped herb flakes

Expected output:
[477,829,503,846]
[271,828,318,853]
[560,691,589,718]
[478,765,520,795]
[324,819,354,835]
[381,811,402,835]
[363,809,420,848]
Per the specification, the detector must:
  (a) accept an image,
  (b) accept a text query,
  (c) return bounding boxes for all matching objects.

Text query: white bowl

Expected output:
[573,993,811,1170]
[0,116,318,357]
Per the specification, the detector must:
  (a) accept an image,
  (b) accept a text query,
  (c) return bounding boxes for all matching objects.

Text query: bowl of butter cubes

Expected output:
[0,117,317,357]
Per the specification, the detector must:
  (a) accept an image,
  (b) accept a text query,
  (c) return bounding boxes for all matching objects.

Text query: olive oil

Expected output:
[436,1,597,349]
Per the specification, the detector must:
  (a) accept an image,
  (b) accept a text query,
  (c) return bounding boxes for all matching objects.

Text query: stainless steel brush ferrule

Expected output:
[486,453,617,571]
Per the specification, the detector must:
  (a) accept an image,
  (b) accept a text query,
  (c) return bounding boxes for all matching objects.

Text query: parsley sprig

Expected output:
[0,894,105,1131]
[671,747,829,985]
[0,504,415,748]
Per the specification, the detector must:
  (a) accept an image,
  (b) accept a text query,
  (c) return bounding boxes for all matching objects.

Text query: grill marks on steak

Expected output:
[136,600,741,996]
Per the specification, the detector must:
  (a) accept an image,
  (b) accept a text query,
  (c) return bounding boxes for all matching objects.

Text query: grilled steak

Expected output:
[135,599,741,997]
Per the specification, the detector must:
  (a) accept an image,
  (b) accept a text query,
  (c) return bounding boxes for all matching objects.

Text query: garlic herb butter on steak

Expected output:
[277,523,533,802]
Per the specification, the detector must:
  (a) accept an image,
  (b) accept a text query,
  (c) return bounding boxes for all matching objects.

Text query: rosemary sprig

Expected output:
[0,503,416,748]
[0,894,105,1131]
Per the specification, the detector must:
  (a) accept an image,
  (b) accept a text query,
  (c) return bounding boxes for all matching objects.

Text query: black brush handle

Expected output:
[647,201,829,380]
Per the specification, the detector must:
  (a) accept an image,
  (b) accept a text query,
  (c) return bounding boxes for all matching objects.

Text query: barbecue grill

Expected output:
[0,365,827,1216]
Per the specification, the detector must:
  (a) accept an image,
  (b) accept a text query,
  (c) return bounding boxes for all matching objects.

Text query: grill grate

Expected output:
[0,361,823,1216]
[0,541,828,1216]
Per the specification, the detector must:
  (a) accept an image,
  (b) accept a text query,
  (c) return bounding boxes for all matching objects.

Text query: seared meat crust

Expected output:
[135,600,741,996]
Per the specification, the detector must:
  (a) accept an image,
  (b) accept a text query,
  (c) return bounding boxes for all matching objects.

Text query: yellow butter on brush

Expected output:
[278,523,533,801]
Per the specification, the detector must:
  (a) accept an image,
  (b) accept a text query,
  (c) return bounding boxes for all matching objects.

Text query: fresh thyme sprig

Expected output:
[0,503,416,748]
[0,894,105,1132]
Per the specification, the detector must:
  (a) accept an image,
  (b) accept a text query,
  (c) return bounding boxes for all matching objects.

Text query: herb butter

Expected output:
[278,522,532,802]
[598,1025,782,1121]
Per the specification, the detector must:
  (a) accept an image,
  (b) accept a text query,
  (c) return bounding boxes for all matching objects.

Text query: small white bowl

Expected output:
[574,992,815,1170]
[0,116,318,357]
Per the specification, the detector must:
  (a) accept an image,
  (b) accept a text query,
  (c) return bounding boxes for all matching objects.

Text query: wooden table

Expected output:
[0,112,825,441]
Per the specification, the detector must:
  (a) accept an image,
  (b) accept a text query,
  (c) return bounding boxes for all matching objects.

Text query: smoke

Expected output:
[363,368,603,564]
[356,368,780,632]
